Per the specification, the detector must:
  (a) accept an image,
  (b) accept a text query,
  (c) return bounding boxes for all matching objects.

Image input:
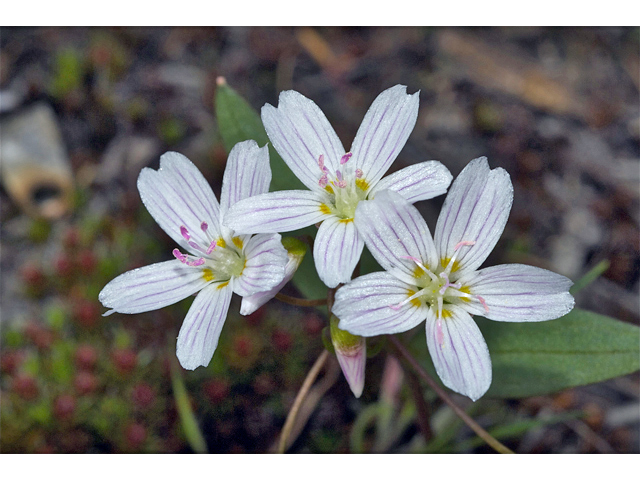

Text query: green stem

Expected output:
[388,335,515,454]
[275,293,326,307]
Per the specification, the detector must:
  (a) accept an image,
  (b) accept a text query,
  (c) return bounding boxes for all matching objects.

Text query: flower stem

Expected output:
[388,335,515,454]
[403,363,433,442]
[275,293,326,307]
[277,349,329,453]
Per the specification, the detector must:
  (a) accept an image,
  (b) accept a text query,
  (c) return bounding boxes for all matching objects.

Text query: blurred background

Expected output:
[0,26,638,453]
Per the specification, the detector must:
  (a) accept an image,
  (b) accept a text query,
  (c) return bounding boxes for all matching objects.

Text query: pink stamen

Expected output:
[454,240,476,251]
[319,174,328,188]
[180,226,190,241]
[340,152,352,165]
[200,222,208,232]
[172,248,186,262]
[438,272,461,295]
[335,170,346,188]
[477,295,489,313]
[172,248,205,267]
[318,154,328,173]
[355,169,363,178]
[206,240,217,255]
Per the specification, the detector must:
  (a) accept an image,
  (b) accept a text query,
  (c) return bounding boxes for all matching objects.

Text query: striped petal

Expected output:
[220,140,272,218]
[233,233,288,297]
[354,189,439,284]
[458,264,575,322]
[350,85,419,187]
[176,281,233,370]
[313,216,364,288]
[425,305,492,401]
[240,248,303,315]
[225,190,330,234]
[262,90,345,192]
[99,260,208,315]
[434,157,513,277]
[138,152,221,252]
[334,272,428,336]
[369,160,452,204]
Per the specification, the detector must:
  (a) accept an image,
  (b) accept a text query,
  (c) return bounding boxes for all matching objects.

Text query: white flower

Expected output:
[224,85,452,288]
[99,140,289,370]
[333,158,575,401]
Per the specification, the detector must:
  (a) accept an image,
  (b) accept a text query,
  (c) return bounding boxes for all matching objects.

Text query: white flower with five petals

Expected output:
[332,158,575,401]
[224,85,452,288]
[99,141,288,370]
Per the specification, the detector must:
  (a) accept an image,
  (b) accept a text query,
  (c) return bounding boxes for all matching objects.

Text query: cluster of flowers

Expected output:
[100,85,574,401]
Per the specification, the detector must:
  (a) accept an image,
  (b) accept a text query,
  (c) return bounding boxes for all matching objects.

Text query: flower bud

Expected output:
[239,237,306,315]
[330,315,366,398]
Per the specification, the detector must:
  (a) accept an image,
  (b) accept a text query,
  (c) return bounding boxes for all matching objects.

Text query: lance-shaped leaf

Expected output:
[410,308,640,398]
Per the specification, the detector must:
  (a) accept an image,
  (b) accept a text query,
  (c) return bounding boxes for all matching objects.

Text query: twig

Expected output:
[273,354,340,452]
[388,335,515,454]
[277,349,329,453]
[403,362,433,442]
[275,293,326,307]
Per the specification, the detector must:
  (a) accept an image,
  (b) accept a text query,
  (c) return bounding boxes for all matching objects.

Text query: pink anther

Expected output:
[389,302,403,311]
[200,222,209,232]
[172,248,205,267]
[319,174,328,188]
[180,226,191,241]
[340,152,352,165]
[400,255,423,264]
[454,240,476,251]
[477,295,489,314]
[335,170,346,188]
[318,154,328,173]
[355,169,363,178]
[173,248,187,263]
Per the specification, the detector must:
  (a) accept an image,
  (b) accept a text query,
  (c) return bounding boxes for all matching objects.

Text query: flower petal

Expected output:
[350,85,419,187]
[233,233,288,297]
[334,272,427,336]
[458,264,575,322]
[138,152,221,252]
[262,90,345,191]
[425,305,492,401]
[99,260,208,315]
[225,190,330,234]
[434,157,513,276]
[313,216,364,288]
[220,140,272,218]
[354,189,439,283]
[176,282,233,370]
[369,160,452,204]
[240,248,303,315]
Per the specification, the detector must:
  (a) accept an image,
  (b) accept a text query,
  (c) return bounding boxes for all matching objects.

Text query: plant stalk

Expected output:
[388,335,515,454]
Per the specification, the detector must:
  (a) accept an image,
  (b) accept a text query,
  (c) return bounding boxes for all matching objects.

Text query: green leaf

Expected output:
[214,80,327,301]
[409,308,640,398]
[170,358,208,453]
[214,80,305,192]
[482,308,640,398]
